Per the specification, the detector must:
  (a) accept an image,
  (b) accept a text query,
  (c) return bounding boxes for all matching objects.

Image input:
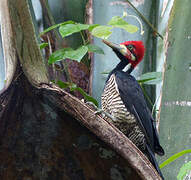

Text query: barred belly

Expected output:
[101,74,146,149]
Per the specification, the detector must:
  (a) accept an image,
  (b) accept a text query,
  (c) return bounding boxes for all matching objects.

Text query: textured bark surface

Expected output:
[7,0,49,86]
[0,73,162,180]
[0,0,17,94]
[158,0,191,179]
[0,74,141,180]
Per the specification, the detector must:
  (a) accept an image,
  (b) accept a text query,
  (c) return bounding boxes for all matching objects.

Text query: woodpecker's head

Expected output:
[103,40,145,69]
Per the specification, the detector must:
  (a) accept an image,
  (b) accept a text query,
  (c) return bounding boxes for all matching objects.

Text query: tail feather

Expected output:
[154,144,165,156]
[145,144,164,180]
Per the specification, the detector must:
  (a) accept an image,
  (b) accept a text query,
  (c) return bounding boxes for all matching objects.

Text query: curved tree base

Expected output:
[0,72,162,180]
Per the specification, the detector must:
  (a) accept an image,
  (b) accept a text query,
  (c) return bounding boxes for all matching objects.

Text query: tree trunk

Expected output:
[158,0,191,179]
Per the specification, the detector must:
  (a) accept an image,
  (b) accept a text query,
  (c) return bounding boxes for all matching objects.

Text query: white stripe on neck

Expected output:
[122,63,131,72]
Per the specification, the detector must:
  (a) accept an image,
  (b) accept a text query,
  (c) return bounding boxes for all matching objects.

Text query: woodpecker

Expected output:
[101,40,165,179]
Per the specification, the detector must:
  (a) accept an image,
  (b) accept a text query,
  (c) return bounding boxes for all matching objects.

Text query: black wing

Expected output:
[115,71,164,155]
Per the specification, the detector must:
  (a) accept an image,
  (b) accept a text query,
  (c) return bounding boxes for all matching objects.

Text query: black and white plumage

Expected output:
[101,73,146,149]
[101,40,165,179]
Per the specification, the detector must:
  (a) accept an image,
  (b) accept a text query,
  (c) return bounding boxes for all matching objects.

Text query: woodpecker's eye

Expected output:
[127,44,134,51]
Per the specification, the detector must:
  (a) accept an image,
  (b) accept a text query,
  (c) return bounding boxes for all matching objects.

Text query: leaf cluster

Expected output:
[39,16,139,106]
[40,16,138,64]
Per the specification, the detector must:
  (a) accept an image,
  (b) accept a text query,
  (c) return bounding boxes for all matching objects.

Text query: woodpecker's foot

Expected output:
[95,109,117,122]
[85,101,103,115]
[94,109,104,115]
[85,101,116,121]
[85,101,99,111]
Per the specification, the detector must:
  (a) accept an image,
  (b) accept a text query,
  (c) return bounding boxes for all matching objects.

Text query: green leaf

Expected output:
[177,161,191,180]
[120,24,139,34]
[56,81,70,89]
[56,81,77,91]
[88,24,100,32]
[75,87,98,107]
[39,43,48,50]
[91,25,112,39]
[108,16,126,26]
[40,21,75,36]
[101,71,110,74]
[48,46,88,64]
[87,44,104,54]
[160,149,191,169]
[59,23,90,38]
[70,83,78,91]
[138,72,162,85]
[137,77,158,84]
[56,81,98,107]
[108,16,138,33]
[64,46,88,62]
[48,48,72,64]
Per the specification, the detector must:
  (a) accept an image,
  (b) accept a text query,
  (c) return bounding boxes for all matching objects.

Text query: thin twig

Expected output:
[125,0,163,40]
[47,35,58,82]
[80,31,87,45]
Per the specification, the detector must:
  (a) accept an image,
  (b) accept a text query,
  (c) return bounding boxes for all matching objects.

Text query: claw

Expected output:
[85,101,116,121]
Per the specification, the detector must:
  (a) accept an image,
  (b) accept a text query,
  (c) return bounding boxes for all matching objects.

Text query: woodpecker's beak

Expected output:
[102,40,136,61]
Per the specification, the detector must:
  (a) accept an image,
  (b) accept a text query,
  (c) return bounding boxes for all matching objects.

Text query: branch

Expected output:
[40,83,162,180]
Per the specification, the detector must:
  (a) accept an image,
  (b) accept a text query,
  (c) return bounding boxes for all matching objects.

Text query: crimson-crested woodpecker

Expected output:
[101,40,165,179]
